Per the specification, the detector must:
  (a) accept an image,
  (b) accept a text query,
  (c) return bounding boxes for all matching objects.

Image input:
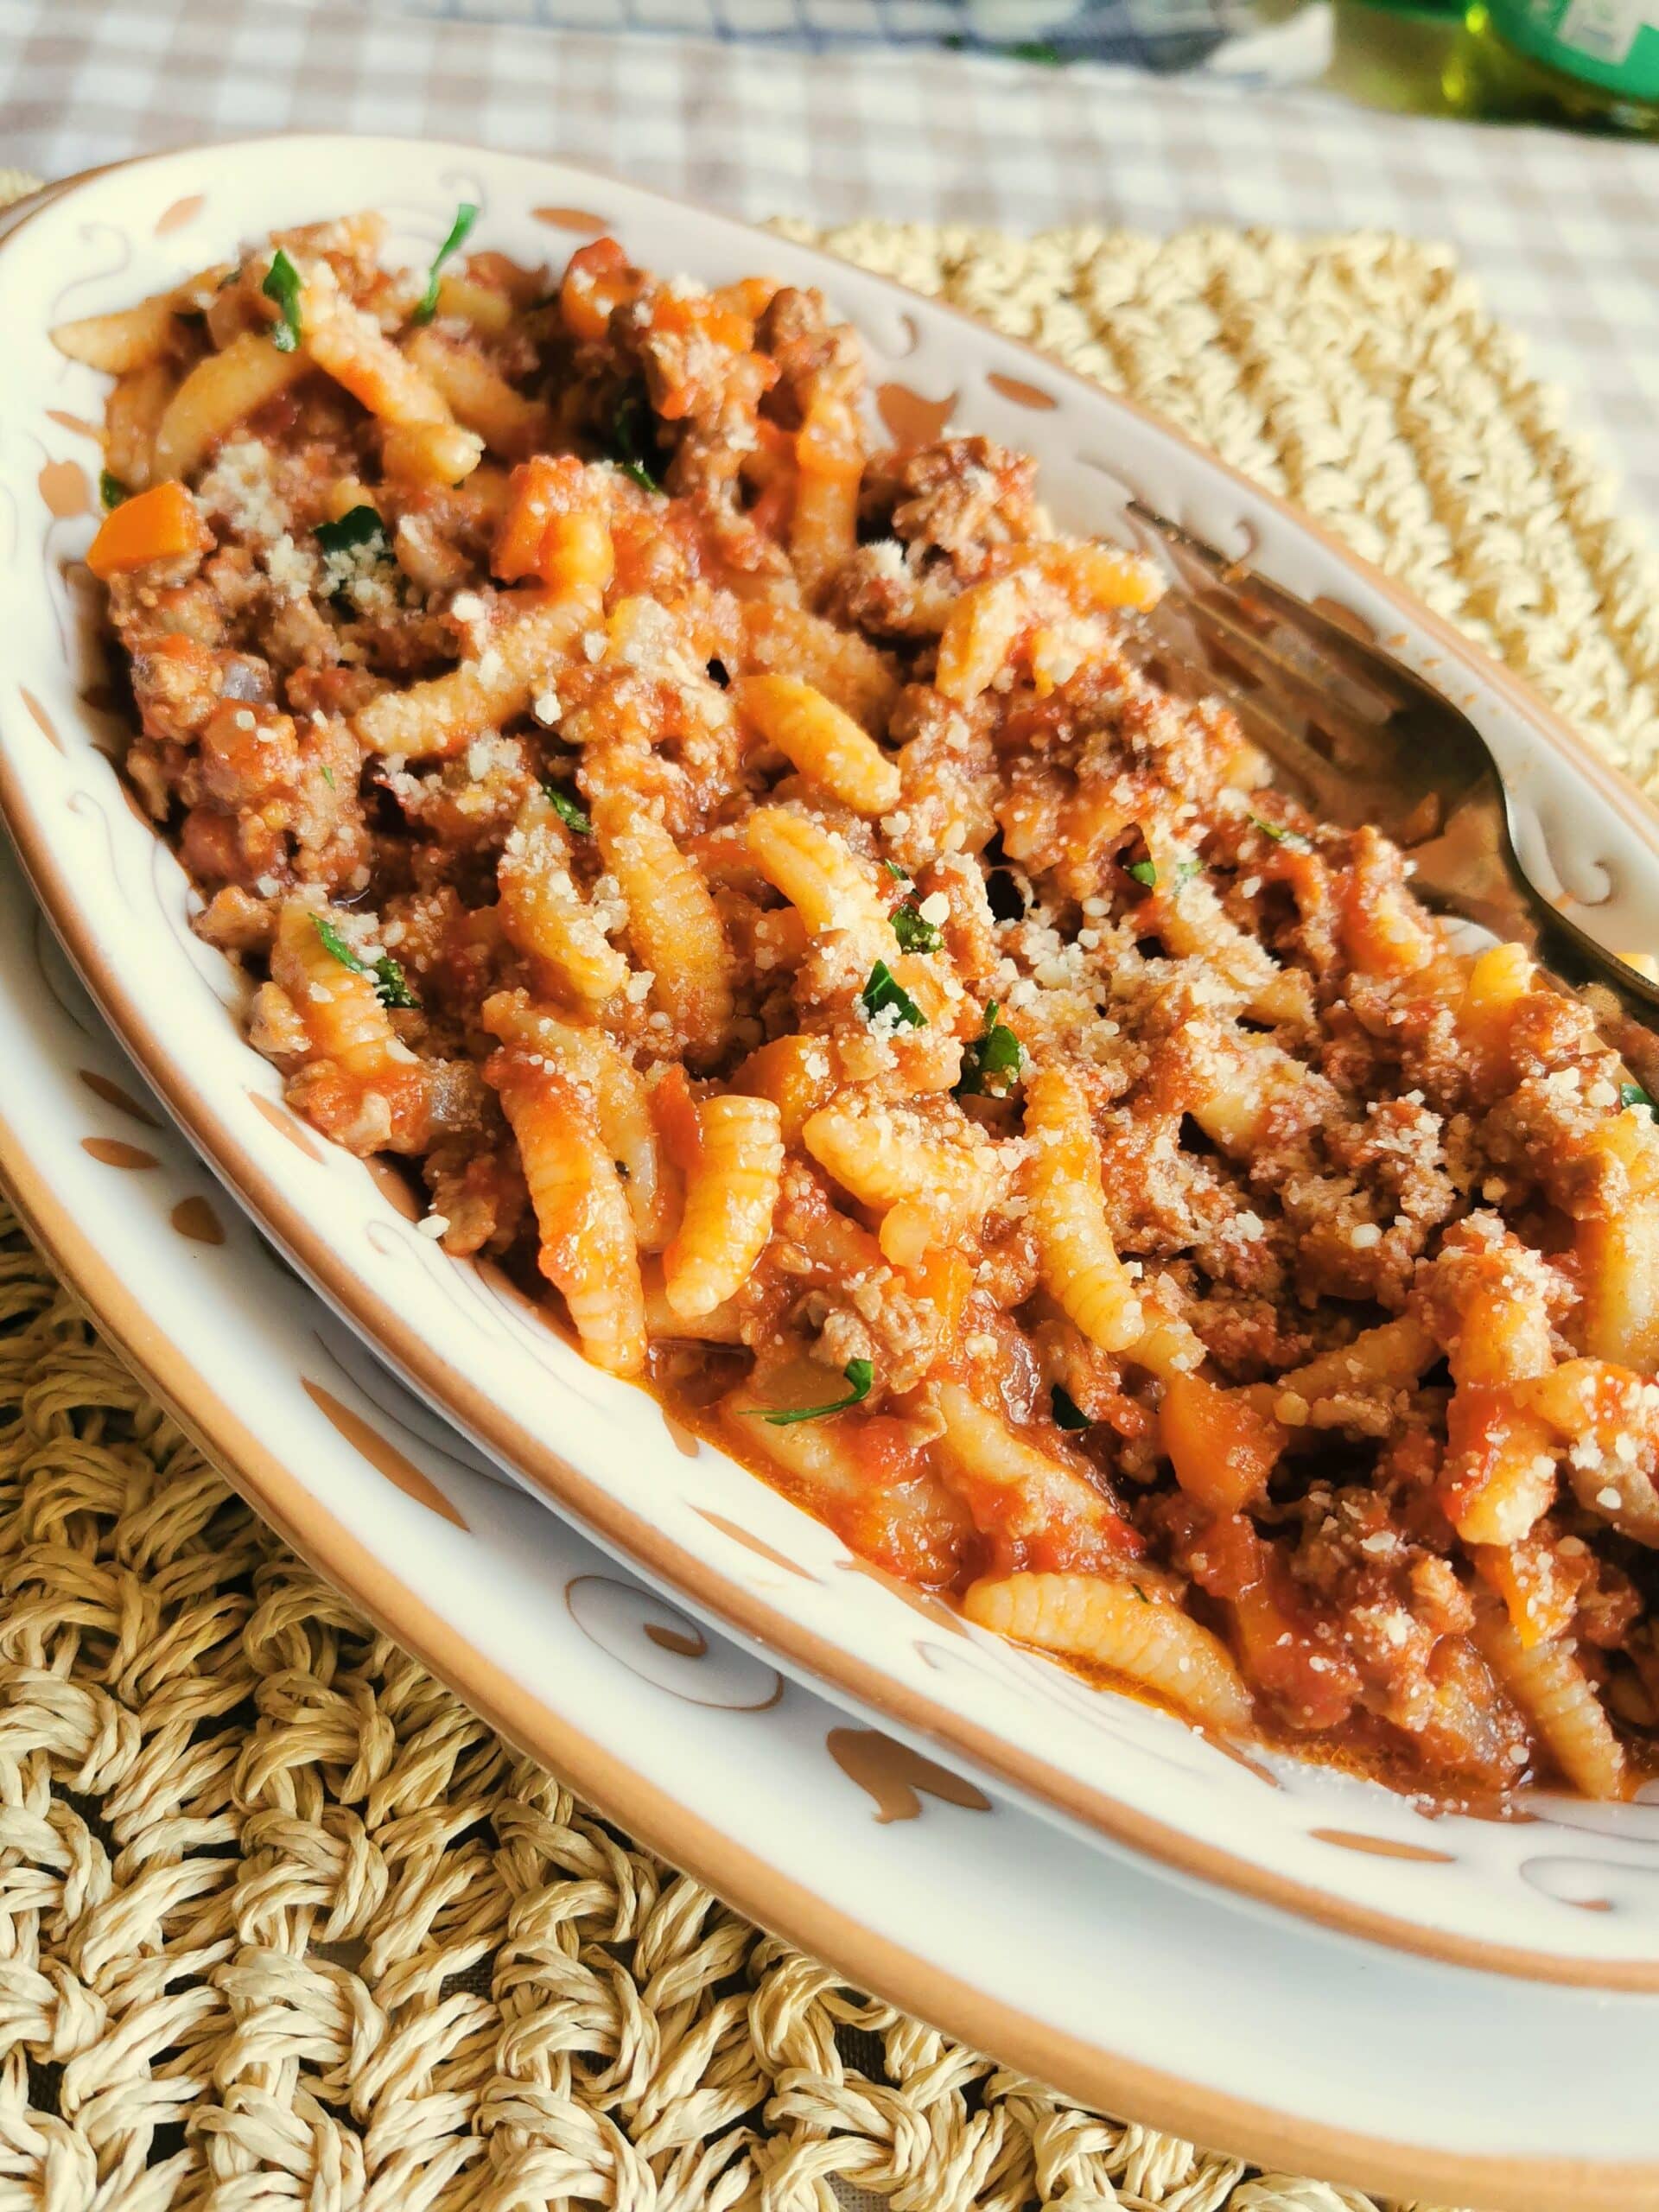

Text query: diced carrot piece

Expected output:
[730,1033,836,1145]
[493,454,583,582]
[906,1248,973,1337]
[1160,1370,1286,1516]
[560,237,638,345]
[85,480,209,579]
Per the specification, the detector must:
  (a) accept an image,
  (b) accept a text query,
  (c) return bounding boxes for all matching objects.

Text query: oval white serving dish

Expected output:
[7,828,1659,2212]
[6,135,1659,1988]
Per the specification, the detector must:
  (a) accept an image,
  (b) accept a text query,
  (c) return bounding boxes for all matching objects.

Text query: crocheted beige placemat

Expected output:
[7,175,1659,2212]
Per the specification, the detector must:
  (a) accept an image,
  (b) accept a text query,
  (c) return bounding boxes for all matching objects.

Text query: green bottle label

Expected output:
[1488,0,1659,94]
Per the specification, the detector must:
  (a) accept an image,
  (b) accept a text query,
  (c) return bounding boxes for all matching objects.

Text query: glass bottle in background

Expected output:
[1327,0,1465,112]
[1445,1,1659,130]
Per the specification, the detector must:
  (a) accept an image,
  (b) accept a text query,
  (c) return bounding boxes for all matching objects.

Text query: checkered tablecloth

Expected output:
[4,0,1658,529]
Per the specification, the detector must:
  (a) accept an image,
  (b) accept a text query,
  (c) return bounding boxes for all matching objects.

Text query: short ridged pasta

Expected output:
[1182,1029,1319,1159]
[353,589,594,758]
[1472,1604,1627,1800]
[52,292,181,373]
[592,797,734,1061]
[488,1053,646,1377]
[785,390,861,586]
[269,902,426,1155]
[152,331,310,480]
[405,325,554,459]
[296,261,452,428]
[273,902,407,1083]
[483,990,673,1249]
[933,1382,1136,1569]
[744,807,891,944]
[1021,1067,1144,1354]
[497,800,630,1008]
[1150,867,1308,1028]
[1576,1109,1659,1370]
[381,421,486,486]
[735,675,900,815]
[802,1104,995,1268]
[935,575,1027,706]
[664,1094,784,1318]
[963,1572,1252,1733]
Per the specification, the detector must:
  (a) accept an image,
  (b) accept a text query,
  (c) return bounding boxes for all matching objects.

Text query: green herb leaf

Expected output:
[412,201,480,325]
[99,469,128,511]
[753,1358,874,1427]
[262,249,303,353]
[860,959,927,1031]
[609,388,661,493]
[1173,856,1203,886]
[957,1000,1024,1096]
[372,955,420,1010]
[543,782,592,836]
[313,913,364,972]
[312,912,420,1009]
[1249,813,1314,853]
[890,901,943,956]
[1130,1581,1150,1605]
[1052,1384,1091,1431]
[320,762,336,791]
[1620,1081,1655,1116]
[1009,37,1064,62]
[1125,857,1158,889]
[883,859,912,883]
[315,505,388,558]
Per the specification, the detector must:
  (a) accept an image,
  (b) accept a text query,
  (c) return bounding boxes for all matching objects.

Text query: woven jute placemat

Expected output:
[6,176,1659,2212]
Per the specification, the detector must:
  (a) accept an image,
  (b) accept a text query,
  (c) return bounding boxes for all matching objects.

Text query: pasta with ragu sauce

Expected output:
[60,208,1659,1804]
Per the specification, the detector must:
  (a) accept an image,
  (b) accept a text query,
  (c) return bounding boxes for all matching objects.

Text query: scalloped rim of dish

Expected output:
[8,137,1659,1996]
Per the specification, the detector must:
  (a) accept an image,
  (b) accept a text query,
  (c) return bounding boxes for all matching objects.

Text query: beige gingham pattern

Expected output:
[3,0,1659,524]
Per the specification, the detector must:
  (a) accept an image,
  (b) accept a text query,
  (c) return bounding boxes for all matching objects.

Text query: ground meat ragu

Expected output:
[65,207,1659,1807]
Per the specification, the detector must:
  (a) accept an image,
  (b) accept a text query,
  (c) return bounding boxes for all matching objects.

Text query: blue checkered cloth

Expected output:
[368,0,1250,71]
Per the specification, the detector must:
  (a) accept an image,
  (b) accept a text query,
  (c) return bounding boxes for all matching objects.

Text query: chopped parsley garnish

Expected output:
[1130,1581,1151,1605]
[1010,37,1064,62]
[1249,813,1313,853]
[957,1001,1024,1096]
[883,858,912,883]
[312,912,420,1010]
[1620,1081,1655,1116]
[372,957,421,1010]
[890,901,942,956]
[320,762,336,790]
[262,249,303,353]
[860,959,927,1031]
[99,470,128,511]
[412,200,480,325]
[543,782,592,836]
[609,387,661,493]
[1125,857,1158,889]
[751,1358,874,1427]
[314,505,388,558]
[1052,1384,1091,1431]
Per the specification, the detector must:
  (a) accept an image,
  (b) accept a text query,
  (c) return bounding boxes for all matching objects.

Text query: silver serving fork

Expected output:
[1128,502,1659,1028]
